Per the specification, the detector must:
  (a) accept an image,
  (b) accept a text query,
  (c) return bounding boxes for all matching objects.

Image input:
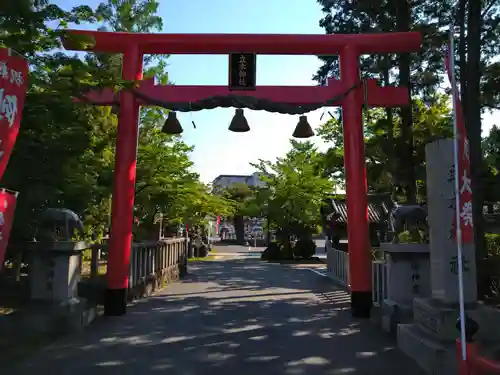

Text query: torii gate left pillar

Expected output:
[63,31,421,318]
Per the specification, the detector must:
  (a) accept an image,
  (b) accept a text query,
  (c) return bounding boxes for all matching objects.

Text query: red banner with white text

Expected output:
[0,48,29,180]
[0,189,18,270]
[445,45,474,244]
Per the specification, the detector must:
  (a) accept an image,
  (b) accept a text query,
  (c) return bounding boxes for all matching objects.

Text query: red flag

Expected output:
[445,45,474,244]
[0,48,29,180]
[0,189,18,270]
[216,216,220,234]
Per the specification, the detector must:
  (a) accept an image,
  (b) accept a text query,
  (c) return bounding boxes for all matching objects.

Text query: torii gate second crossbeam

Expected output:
[62,30,422,318]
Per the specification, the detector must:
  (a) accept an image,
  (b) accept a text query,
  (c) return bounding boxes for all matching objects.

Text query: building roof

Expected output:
[330,200,388,224]
[324,194,394,225]
[213,174,253,180]
[212,172,269,188]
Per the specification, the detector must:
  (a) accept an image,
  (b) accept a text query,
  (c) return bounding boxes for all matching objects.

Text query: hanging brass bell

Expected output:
[161,112,183,135]
[228,109,250,132]
[292,115,314,138]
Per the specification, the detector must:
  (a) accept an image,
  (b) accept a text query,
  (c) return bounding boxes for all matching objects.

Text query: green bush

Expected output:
[314,225,324,235]
[196,244,208,258]
[282,245,295,260]
[261,242,282,261]
[82,248,92,262]
[397,230,427,244]
[294,239,316,259]
[486,233,500,257]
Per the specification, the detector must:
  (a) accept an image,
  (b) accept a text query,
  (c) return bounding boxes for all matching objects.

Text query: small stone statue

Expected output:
[34,208,84,242]
[389,203,429,243]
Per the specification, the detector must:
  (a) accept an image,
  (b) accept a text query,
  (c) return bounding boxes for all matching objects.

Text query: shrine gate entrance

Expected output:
[62,30,421,318]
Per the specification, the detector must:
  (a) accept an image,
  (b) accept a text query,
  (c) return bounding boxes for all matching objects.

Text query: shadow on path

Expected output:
[12,259,423,375]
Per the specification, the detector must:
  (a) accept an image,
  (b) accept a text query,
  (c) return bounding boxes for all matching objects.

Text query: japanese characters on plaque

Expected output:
[228,53,256,91]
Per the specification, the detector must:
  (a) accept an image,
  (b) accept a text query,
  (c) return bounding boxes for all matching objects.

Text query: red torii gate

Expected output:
[62,30,421,318]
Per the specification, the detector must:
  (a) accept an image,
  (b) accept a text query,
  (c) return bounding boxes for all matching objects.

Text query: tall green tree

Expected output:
[482,125,500,207]
[318,96,453,201]
[315,0,455,203]
[0,0,213,245]
[315,0,500,297]
[0,1,115,240]
[80,0,205,240]
[253,140,333,247]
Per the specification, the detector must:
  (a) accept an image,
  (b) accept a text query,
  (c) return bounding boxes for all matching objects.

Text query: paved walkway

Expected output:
[13,259,424,375]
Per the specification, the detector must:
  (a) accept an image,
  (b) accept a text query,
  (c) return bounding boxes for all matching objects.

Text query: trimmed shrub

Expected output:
[294,239,316,259]
[261,242,282,261]
[197,244,208,258]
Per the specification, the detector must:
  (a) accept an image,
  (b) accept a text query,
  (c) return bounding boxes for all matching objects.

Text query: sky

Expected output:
[55,0,497,183]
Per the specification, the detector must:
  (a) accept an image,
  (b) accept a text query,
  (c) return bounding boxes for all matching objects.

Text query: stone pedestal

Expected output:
[4,241,101,336]
[398,299,500,375]
[29,241,87,302]
[380,243,430,333]
[397,139,500,374]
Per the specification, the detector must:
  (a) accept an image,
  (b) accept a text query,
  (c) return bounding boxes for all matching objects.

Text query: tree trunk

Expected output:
[396,0,417,204]
[382,55,396,199]
[465,0,488,298]
[266,215,272,245]
[233,215,245,245]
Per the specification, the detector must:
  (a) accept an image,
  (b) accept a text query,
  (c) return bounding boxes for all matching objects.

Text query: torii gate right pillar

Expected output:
[340,46,372,317]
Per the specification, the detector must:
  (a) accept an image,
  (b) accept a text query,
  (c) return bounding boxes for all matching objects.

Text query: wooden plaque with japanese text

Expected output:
[228,53,256,91]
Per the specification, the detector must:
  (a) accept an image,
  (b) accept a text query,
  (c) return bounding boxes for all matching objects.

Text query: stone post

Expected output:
[397,139,500,375]
[380,243,431,333]
[426,138,477,304]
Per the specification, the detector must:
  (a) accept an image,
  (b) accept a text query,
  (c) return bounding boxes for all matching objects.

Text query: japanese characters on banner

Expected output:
[445,45,474,244]
[0,48,28,270]
[0,47,29,180]
[0,189,18,271]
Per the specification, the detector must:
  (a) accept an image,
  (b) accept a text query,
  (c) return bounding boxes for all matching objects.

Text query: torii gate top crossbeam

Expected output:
[62,30,421,55]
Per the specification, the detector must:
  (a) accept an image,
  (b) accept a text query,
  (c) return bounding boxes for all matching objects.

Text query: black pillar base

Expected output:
[104,288,127,316]
[351,290,372,318]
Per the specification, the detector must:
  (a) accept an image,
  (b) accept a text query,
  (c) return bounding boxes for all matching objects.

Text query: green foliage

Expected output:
[293,239,316,259]
[319,96,453,200]
[252,140,334,244]
[222,183,253,209]
[482,125,500,203]
[486,233,500,257]
[315,0,500,107]
[1,0,225,244]
[0,1,99,57]
[180,183,234,229]
[483,125,500,170]
[260,242,282,261]
[315,0,500,204]
[314,0,500,298]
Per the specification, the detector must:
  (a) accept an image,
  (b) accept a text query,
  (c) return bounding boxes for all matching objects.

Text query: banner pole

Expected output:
[449,27,467,361]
